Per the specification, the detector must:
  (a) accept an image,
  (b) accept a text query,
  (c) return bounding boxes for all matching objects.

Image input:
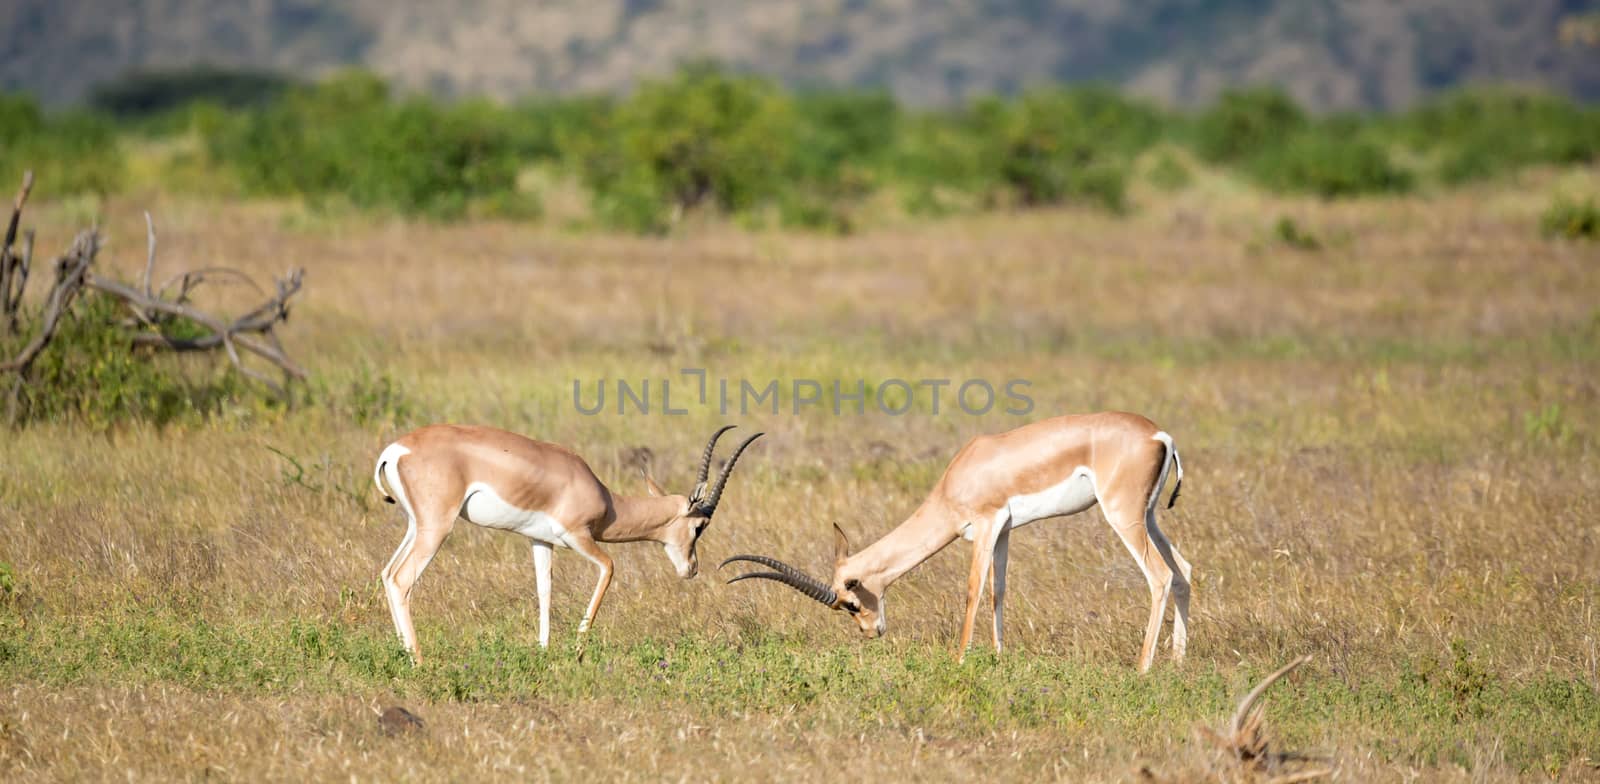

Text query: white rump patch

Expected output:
[459,482,570,546]
[375,443,413,507]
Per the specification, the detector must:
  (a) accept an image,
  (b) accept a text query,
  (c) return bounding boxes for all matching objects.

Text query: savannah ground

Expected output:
[1,168,1598,781]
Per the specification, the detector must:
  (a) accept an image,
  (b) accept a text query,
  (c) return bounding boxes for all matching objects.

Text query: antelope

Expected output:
[723,411,1190,672]
[373,424,762,662]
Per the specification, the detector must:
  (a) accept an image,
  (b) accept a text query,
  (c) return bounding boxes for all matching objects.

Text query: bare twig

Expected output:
[87,271,307,384]
[141,211,156,298]
[1,171,35,333]
[15,230,32,312]
[156,266,269,307]
[0,232,98,374]
[3,170,31,250]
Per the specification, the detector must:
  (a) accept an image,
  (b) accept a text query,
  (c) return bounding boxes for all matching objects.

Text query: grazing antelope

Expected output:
[373,424,762,662]
[723,411,1190,672]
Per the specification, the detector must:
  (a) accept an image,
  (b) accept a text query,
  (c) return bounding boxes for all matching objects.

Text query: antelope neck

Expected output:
[598,493,688,542]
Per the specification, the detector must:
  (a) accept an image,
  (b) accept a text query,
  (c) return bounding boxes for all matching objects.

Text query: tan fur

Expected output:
[827,412,1191,673]
[376,424,753,663]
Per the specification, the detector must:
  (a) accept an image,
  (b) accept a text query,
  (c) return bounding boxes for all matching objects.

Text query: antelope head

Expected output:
[721,523,886,637]
[646,425,764,579]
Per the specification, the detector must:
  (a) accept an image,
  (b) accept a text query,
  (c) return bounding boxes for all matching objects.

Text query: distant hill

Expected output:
[3,0,1597,110]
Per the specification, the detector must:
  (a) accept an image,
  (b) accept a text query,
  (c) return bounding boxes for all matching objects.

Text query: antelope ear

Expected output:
[639,467,666,497]
[832,522,852,566]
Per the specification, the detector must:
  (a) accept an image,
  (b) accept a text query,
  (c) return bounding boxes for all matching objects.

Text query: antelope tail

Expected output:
[1165,439,1183,509]
[1151,431,1183,510]
[374,459,396,505]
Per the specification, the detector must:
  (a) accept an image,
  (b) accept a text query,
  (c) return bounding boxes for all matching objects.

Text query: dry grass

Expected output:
[2,171,1598,781]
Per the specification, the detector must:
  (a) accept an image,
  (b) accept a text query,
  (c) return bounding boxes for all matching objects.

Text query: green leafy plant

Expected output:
[3,292,264,428]
[1192,88,1307,165]
[1395,89,1600,184]
[1540,196,1599,240]
[1523,403,1573,444]
[1249,131,1412,197]
[966,87,1163,211]
[206,71,521,219]
[1272,216,1321,251]
[1145,150,1192,191]
[575,63,797,231]
[0,94,125,197]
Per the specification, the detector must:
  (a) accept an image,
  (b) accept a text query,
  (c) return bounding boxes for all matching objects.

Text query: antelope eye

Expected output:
[842,601,861,614]
[845,579,861,591]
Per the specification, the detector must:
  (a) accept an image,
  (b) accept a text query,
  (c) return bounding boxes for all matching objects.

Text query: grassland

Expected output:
[2,167,1598,781]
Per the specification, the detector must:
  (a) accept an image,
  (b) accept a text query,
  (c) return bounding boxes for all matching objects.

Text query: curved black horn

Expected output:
[720,554,836,606]
[692,425,737,499]
[697,432,763,515]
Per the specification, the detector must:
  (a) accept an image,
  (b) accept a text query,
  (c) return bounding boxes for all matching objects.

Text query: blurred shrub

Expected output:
[1540,196,1598,240]
[1395,89,1600,183]
[791,90,899,180]
[206,71,520,218]
[1145,150,1192,191]
[1249,130,1412,197]
[0,94,125,197]
[1192,88,1307,164]
[3,292,260,427]
[890,110,992,216]
[503,95,615,163]
[1272,216,1321,250]
[967,87,1163,211]
[12,66,1600,230]
[777,90,900,231]
[574,63,797,231]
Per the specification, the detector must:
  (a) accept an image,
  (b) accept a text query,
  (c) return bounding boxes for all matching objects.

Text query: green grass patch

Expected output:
[2,607,1594,773]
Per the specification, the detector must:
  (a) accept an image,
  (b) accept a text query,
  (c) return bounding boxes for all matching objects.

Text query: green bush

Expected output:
[206,71,521,218]
[968,86,1164,211]
[1396,89,1600,184]
[1192,88,1307,164]
[1145,150,1192,191]
[2,291,262,427]
[791,90,899,179]
[890,110,992,214]
[1540,197,1599,241]
[764,90,903,231]
[1249,131,1412,197]
[502,95,615,164]
[576,63,798,230]
[1272,215,1321,250]
[0,94,125,197]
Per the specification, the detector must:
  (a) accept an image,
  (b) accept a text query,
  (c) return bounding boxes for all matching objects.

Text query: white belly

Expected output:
[459,482,570,546]
[1008,468,1099,525]
[960,468,1100,541]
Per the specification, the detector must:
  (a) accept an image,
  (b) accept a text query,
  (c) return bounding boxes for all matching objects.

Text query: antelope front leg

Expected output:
[530,541,553,648]
[565,533,614,658]
[957,522,1000,660]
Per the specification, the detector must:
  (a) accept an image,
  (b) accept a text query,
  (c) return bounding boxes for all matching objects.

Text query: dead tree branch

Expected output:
[1,172,307,421]
[1,170,36,334]
[0,232,96,374]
